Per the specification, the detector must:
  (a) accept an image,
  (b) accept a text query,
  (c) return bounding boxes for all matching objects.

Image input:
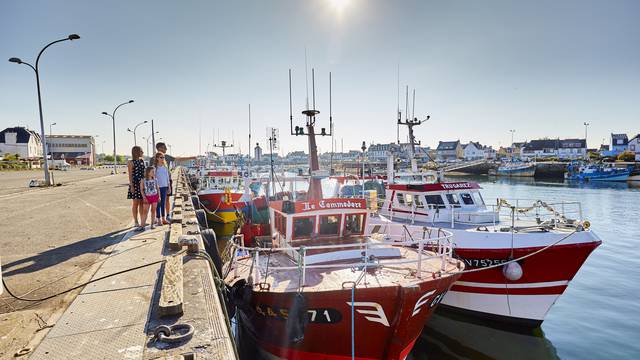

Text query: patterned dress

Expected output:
[127,159,145,199]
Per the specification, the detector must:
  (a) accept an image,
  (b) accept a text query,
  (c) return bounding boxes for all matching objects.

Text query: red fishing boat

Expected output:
[222,70,463,359]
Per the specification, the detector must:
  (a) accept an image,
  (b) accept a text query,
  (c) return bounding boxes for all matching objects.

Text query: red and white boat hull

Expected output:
[237,277,459,360]
[442,230,601,325]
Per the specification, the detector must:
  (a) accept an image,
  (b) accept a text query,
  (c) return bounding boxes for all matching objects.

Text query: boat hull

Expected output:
[237,277,459,360]
[440,231,601,326]
[496,165,536,177]
[198,191,248,224]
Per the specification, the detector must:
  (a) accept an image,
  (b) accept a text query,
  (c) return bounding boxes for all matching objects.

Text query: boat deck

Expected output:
[225,246,461,293]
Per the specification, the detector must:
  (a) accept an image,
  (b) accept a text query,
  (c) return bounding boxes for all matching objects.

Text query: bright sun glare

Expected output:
[327,0,350,14]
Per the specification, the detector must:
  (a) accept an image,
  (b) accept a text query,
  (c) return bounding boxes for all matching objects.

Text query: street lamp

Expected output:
[101,100,134,174]
[127,120,148,146]
[9,34,81,185]
[50,122,57,137]
[144,131,159,159]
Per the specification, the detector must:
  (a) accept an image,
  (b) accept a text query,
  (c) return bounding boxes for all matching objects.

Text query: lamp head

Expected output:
[8,57,22,64]
[128,100,134,103]
[101,112,109,115]
[143,120,148,124]
[127,128,132,132]
[68,34,80,40]
[52,122,57,126]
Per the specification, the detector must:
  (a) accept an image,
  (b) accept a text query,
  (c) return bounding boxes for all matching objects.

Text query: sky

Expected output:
[1,0,638,156]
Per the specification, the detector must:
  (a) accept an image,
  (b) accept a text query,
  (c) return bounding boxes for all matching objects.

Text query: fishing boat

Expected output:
[197,169,250,223]
[223,70,464,360]
[377,161,601,326]
[495,162,536,177]
[565,163,631,182]
[354,108,601,327]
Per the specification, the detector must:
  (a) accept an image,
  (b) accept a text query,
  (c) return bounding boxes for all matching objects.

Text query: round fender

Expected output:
[201,229,222,276]
[191,195,201,210]
[195,209,208,229]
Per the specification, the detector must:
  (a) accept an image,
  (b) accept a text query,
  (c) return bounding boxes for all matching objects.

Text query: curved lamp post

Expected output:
[102,100,134,174]
[9,34,80,185]
[127,120,148,146]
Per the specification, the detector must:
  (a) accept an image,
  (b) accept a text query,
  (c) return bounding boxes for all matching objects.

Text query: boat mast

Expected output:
[397,89,430,171]
[213,139,233,166]
[289,68,333,201]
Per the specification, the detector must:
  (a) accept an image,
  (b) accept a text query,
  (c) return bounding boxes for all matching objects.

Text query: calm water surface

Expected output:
[410,177,640,360]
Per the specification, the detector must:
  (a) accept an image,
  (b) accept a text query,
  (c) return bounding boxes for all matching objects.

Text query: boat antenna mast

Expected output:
[397,88,430,168]
[289,68,333,200]
[213,139,234,166]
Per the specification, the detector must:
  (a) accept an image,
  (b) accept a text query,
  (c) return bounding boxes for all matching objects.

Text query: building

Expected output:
[254,143,262,161]
[435,141,462,161]
[462,142,484,160]
[628,134,640,161]
[521,138,587,160]
[46,135,96,165]
[367,143,401,161]
[0,127,43,159]
[285,151,308,163]
[611,133,629,153]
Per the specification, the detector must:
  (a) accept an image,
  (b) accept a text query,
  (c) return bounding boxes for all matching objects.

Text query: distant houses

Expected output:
[520,139,587,160]
[0,127,43,159]
[436,141,462,161]
[627,134,640,161]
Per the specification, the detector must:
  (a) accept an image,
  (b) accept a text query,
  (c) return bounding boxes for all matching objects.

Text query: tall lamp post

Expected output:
[583,122,590,144]
[102,100,134,174]
[127,120,148,146]
[509,129,516,159]
[9,34,81,186]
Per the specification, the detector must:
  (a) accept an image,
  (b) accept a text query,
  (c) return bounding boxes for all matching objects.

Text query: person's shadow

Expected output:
[1,230,127,277]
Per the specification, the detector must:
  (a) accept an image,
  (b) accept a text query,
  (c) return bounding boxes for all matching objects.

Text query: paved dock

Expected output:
[1,168,236,359]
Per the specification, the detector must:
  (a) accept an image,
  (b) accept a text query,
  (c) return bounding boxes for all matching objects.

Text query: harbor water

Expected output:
[410,177,640,359]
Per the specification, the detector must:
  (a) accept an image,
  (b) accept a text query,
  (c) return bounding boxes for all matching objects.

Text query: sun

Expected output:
[327,0,350,14]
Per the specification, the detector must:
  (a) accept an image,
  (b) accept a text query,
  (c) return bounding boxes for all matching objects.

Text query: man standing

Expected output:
[155,142,172,220]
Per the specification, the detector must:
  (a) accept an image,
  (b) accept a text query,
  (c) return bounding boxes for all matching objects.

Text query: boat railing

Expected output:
[225,223,455,287]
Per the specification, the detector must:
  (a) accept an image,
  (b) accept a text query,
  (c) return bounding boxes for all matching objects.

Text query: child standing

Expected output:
[140,166,160,230]
[153,152,170,225]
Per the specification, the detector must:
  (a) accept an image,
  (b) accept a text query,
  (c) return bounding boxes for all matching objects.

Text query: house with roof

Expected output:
[521,138,587,160]
[611,134,629,153]
[628,134,640,161]
[367,143,401,161]
[462,142,485,160]
[0,127,43,159]
[436,140,462,161]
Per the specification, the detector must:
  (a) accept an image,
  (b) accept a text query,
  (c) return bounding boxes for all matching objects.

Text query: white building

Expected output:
[628,134,640,161]
[46,135,96,165]
[367,143,401,161]
[0,127,43,159]
[521,139,587,160]
[462,142,485,160]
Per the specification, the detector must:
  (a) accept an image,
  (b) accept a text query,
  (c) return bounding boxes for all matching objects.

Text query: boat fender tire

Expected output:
[201,229,222,276]
[285,293,309,344]
[191,195,201,210]
[195,209,208,229]
[503,261,523,281]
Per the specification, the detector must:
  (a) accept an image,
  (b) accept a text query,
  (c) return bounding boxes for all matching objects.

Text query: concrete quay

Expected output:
[1,168,236,359]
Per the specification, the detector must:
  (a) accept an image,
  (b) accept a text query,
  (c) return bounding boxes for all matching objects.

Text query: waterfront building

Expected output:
[46,135,96,166]
[436,140,463,161]
[0,126,43,159]
[285,151,308,164]
[462,142,485,160]
[610,133,629,153]
[521,138,587,160]
[367,143,401,161]
[628,134,640,161]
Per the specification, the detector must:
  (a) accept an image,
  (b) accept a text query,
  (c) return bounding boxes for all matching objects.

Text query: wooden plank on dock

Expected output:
[171,212,183,224]
[168,223,183,250]
[174,197,183,207]
[159,254,184,317]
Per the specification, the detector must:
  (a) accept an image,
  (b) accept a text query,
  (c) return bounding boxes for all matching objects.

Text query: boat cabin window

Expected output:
[404,194,414,207]
[414,195,424,208]
[397,193,405,205]
[472,192,485,205]
[460,193,474,205]
[293,216,315,239]
[446,194,461,208]
[344,214,364,235]
[425,194,446,209]
[319,215,341,236]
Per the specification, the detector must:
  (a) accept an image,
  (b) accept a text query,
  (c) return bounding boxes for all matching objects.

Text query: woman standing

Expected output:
[127,146,145,230]
[153,152,170,225]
